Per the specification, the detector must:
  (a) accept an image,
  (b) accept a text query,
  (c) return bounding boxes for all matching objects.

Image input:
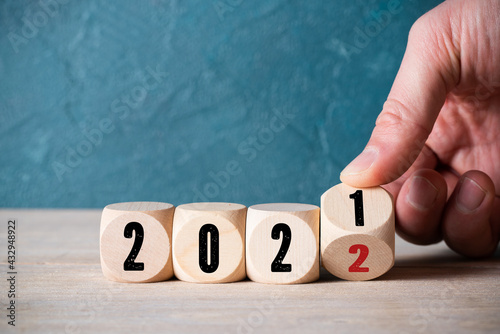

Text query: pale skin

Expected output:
[340,0,500,258]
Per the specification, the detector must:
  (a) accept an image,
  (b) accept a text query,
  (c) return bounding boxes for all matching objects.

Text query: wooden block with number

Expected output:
[321,183,395,281]
[100,202,175,283]
[172,202,247,283]
[246,203,320,284]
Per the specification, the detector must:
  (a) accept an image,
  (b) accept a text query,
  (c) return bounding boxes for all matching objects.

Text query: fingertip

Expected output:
[443,171,498,258]
[455,177,489,214]
[395,169,447,245]
[340,146,400,187]
[340,147,379,187]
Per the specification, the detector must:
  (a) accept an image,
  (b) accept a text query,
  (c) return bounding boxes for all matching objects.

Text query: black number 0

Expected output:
[199,224,219,273]
[123,222,145,271]
[271,223,292,272]
[349,190,365,226]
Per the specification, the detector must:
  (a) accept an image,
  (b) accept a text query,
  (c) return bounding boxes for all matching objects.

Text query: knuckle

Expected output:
[377,98,432,140]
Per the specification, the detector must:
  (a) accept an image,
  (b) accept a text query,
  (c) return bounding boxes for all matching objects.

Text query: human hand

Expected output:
[340,0,500,258]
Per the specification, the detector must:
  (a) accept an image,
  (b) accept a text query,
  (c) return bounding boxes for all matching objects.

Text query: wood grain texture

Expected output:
[100,202,175,283]
[172,202,247,283]
[1,209,500,334]
[246,203,320,284]
[321,184,395,280]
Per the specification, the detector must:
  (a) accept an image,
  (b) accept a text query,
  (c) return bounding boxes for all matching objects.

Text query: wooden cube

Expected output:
[100,202,175,283]
[172,202,247,283]
[321,183,395,281]
[246,203,320,284]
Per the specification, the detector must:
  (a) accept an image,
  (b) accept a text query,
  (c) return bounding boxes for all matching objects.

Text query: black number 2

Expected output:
[199,224,219,273]
[349,190,365,226]
[271,223,292,272]
[123,222,145,271]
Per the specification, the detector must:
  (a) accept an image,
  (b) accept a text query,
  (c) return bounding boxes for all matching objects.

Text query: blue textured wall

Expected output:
[0,0,440,208]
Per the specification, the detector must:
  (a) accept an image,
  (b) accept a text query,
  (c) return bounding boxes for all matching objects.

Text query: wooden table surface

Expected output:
[1,209,499,333]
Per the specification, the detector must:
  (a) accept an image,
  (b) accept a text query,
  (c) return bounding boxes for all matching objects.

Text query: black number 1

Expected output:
[349,190,364,226]
[271,223,292,272]
[123,222,145,271]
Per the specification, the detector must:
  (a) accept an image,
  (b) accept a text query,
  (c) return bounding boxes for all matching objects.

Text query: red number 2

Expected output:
[348,244,369,272]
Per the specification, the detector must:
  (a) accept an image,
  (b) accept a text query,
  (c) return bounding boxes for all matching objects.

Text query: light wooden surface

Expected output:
[1,209,499,334]
[246,203,320,284]
[321,184,395,280]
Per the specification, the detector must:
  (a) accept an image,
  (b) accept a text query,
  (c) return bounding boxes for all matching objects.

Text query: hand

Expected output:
[340,0,500,258]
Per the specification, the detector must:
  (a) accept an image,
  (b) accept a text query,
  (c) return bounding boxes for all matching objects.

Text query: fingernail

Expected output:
[406,176,438,211]
[341,148,378,176]
[456,177,487,213]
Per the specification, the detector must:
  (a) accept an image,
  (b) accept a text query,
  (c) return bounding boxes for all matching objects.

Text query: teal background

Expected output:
[0,0,441,208]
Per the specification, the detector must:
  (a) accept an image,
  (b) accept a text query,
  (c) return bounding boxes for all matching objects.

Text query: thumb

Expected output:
[340,5,460,187]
